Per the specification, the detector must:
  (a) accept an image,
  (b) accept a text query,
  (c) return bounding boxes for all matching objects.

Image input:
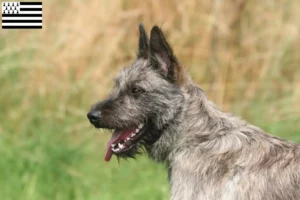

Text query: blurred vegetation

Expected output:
[0,0,299,199]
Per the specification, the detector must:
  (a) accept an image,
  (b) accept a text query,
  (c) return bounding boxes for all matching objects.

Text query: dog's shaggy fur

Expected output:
[88,25,300,200]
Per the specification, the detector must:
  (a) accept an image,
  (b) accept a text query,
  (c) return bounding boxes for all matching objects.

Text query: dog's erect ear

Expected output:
[149,26,182,84]
[137,24,149,59]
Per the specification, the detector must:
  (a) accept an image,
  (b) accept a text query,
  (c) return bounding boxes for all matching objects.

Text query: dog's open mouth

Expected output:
[105,123,144,162]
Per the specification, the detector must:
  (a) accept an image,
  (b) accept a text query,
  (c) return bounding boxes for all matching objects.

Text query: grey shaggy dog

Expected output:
[87,24,300,200]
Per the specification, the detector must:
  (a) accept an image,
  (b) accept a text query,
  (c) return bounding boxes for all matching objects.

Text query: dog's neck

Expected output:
[183,79,244,133]
[149,77,244,163]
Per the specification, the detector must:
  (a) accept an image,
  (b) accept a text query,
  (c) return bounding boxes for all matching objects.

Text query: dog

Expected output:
[87,24,300,200]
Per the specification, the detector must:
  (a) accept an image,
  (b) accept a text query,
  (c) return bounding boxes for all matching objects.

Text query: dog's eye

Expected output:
[131,87,143,94]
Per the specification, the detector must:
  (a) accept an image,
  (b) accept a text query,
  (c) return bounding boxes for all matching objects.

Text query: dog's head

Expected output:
[87,25,185,162]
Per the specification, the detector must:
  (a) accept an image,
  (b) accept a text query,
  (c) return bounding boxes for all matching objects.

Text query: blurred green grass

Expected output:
[0,0,299,199]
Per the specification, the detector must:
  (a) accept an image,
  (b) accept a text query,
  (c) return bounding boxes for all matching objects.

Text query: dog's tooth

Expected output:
[135,128,139,133]
[111,144,116,148]
[118,143,125,149]
[131,132,136,137]
[112,148,119,152]
[126,137,131,141]
[138,124,143,129]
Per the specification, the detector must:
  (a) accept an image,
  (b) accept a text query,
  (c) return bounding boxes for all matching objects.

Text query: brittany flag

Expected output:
[2,2,42,29]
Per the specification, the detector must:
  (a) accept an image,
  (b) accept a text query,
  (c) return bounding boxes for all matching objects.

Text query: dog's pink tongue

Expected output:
[105,130,122,162]
[104,129,135,162]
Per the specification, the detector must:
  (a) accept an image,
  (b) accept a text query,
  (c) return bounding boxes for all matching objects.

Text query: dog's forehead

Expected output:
[114,59,157,87]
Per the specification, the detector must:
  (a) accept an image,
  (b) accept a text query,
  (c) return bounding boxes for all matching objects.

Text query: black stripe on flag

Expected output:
[2,14,42,17]
[20,2,42,5]
[2,20,42,23]
[20,8,42,11]
[2,26,42,29]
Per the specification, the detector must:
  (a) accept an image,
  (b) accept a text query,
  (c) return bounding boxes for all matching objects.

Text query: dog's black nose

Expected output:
[87,110,101,124]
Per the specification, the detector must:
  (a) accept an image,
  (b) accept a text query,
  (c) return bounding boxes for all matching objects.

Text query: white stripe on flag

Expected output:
[2,23,42,26]
[2,17,42,20]
[18,11,42,14]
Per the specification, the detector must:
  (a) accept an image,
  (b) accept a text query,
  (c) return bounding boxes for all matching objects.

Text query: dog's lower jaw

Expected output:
[147,96,186,163]
[148,133,174,162]
[148,114,185,163]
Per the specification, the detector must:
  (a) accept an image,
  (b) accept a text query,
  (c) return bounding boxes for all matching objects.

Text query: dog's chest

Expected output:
[169,152,240,200]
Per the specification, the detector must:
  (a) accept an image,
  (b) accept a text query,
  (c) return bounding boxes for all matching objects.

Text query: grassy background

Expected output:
[0,0,299,199]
